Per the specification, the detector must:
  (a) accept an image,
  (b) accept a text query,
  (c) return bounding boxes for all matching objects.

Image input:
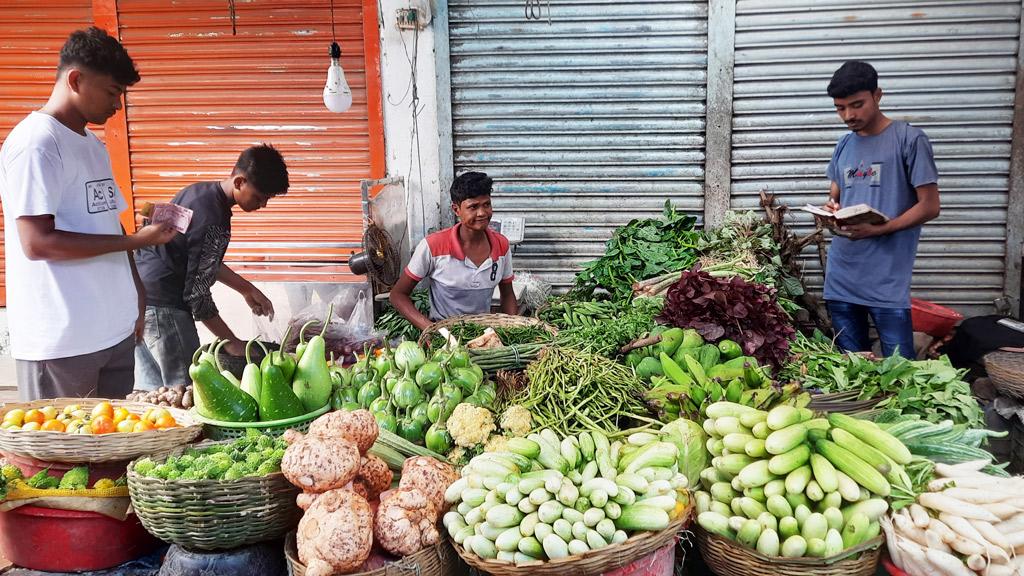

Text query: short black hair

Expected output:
[828,61,878,99]
[450,171,493,205]
[233,144,289,196]
[58,27,140,87]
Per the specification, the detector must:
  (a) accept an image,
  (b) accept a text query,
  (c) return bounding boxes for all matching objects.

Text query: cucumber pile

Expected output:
[695,402,914,559]
[443,427,689,565]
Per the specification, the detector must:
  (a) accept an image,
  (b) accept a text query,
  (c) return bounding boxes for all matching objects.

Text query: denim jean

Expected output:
[134,306,200,391]
[827,300,915,359]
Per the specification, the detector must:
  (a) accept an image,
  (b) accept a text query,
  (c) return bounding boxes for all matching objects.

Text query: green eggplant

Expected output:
[415,362,444,393]
[410,402,429,426]
[391,370,422,409]
[329,364,352,388]
[384,374,399,394]
[398,408,425,444]
[425,422,452,453]
[624,351,643,368]
[330,370,344,392]
[369,377,392,414]
[351,369,373,390]
[240,339,267,402]
[331,387,346,410]
[291,303,334,412]
[259,362,306,421]
[373,343,393,380]
[357,379,382,408]
[449,367,482,395]
[374,405,398,433]
[469,364,484,383]
[331,384,358,411]
[448,347,471,369]
[340,401,361,411]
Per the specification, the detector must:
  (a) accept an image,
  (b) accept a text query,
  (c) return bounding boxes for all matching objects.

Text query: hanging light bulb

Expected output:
[323,41,352,113]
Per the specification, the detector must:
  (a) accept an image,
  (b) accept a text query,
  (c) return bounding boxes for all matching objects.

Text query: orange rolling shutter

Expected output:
[116,0,384,282]
[0,1,103,306]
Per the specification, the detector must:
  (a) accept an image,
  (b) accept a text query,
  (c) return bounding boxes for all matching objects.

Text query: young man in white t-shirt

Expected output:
[0,27,177,400]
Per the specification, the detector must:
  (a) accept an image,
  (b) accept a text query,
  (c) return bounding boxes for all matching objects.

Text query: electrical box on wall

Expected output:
[396,4,431,30]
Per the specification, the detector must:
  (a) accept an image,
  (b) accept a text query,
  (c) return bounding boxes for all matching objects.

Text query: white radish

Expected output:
[944,487,1016,504]
[894,513,928,547]
[881,517,906,570]
[921,493,1001,522]
[931,476,1024,492]
[983,502,1023,521]
[939,514,993,548]
[983,564,1018,576]
[967,554,988,571]
[899,538,941,576]
[910,503,931,529]
[929,517,958,543]
[1005,530,1024,549]
[971,519,1012,553]
[934,461,989,478]
[925,547,977,576]
[941,514,1011,563]
[925,529,952,555]
[997,514,1024,534]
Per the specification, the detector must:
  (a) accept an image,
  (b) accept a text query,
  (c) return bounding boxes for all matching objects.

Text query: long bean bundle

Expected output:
[517,347,650,436]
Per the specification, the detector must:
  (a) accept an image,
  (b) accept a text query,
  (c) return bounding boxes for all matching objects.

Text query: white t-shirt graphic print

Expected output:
[1,112,137,360]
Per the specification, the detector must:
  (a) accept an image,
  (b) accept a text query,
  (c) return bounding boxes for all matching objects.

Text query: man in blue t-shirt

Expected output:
[821,61,941,359]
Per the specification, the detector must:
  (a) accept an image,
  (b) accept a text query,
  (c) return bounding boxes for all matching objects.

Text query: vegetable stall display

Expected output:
[445,424,690,566]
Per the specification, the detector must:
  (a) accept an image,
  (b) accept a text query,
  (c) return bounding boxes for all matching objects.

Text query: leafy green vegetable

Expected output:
[574,201,699,301]
[553,297,664,356]
[783,332,984,428]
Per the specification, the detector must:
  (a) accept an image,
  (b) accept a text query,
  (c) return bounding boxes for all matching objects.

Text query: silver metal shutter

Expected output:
[730,0,1020,316]
[448,0,709,290]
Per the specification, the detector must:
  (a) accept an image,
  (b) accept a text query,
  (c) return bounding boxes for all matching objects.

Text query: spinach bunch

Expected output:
[574,201,700,301]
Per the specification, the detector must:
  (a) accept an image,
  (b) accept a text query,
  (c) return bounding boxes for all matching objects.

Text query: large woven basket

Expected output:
[417,313,557,349]
[696,527,883,576]
[192,404,330,440]
[984,350,1024,400]
[127,440,301,551]
[451,508,691,576]
[285,532,465,576]
[0,398,202,464]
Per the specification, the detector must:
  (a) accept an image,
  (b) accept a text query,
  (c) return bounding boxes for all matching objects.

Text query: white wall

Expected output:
[378,0,447,244]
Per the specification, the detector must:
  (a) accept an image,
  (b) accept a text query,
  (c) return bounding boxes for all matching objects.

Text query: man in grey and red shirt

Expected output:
[390,171,517,329]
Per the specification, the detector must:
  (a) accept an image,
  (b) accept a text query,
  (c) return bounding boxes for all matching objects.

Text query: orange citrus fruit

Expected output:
[91,402,114,421]
[39,406,58,421]
[147,408,170,424]
[41,419,65,432]
[132,420,156,433]
[154,414,178,429]
[90,415,115,435]
[21,422,41,431]
[3,409,25,427]
[23,409,45,425]
[115,419,136,433]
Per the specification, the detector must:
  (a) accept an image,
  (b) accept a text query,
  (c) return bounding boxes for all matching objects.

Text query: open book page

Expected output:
[800,203,888,227]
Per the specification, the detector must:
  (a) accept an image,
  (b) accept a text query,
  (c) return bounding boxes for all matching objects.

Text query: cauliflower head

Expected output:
[483,434,509,453]
[499,405,532,437]
[447,403,496,448]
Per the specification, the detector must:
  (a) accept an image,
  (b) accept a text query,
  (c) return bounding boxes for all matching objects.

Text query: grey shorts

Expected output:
[16,334,136,401]
[134,306,200,391]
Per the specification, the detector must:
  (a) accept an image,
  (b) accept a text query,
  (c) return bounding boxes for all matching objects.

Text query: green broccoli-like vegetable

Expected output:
[1,464,23,482]
[26,469,59,490]
[151,464,172,480]
[0,475,7,501]
[58,466,89,490]
[133,458,156,477]
[255,461,278,476]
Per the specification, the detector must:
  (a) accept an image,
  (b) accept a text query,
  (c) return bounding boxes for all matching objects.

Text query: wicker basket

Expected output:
[696,528,883,576]
[451,509,691,576]
[285,532,465,576]
[192,404,330,440]
[127,440,301,551]
[984,350,1024,400]
[417,314,557,349]
[0,398,202,464]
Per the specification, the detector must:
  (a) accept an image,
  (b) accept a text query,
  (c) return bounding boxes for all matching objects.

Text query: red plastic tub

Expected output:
[0,505,159,572]
[1,451,130,486]
[911,298,963,338]
[882,554,909,576]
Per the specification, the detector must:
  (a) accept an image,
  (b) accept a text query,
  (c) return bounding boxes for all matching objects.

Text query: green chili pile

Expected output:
[517,347,650,436]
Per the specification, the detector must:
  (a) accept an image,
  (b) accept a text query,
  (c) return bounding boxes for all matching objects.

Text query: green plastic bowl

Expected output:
[191,404,331,440]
